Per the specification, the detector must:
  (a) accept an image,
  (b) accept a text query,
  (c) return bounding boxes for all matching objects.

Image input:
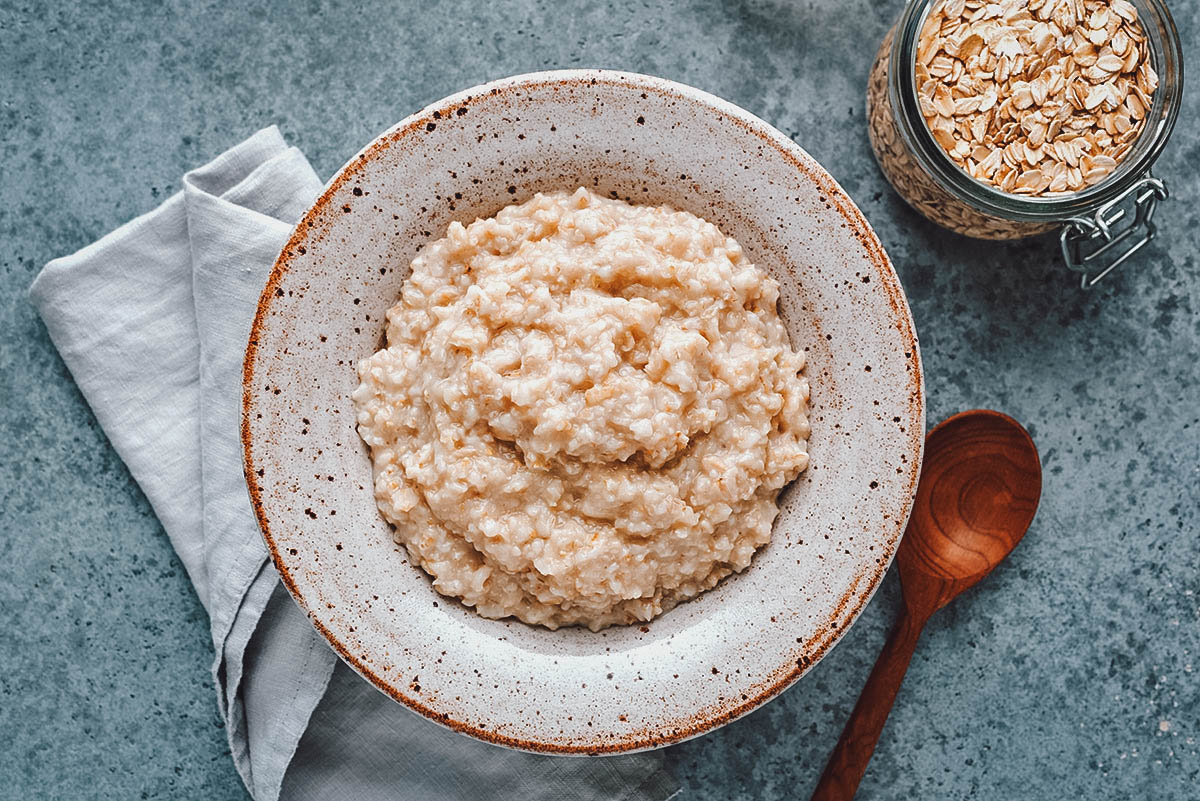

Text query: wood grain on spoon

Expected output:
[810,410,1042,801]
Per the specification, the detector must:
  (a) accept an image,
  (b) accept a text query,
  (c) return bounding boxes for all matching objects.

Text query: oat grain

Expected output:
[915,0,1156,195]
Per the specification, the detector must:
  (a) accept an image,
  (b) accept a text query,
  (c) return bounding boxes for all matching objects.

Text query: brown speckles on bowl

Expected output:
[241,69,923,754]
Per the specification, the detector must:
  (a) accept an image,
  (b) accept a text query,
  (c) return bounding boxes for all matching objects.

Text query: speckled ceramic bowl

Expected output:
[242,69,924,754]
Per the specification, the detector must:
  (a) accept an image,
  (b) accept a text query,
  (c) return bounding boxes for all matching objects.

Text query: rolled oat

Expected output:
[915,0,1157,196]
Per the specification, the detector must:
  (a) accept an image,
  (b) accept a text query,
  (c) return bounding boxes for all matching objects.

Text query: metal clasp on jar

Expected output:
[1060,175,1169,289]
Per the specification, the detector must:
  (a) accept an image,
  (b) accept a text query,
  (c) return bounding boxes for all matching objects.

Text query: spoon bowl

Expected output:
[899,410,1042,612]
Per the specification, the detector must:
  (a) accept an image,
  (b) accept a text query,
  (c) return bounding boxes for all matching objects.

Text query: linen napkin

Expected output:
[29,126,678,801]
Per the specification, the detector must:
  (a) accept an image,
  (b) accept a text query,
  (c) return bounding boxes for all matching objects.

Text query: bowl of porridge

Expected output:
[242,70,924,753]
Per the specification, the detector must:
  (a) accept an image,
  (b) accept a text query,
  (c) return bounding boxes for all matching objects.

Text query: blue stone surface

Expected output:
[1,1,1196,798]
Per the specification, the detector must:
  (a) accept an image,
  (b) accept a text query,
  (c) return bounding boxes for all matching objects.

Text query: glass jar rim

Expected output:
[888,0,1184,223]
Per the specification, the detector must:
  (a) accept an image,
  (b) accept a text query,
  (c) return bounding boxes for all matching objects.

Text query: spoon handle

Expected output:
[809,610,926,801]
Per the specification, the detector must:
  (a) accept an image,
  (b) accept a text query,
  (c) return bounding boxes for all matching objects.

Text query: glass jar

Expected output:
[867,0,1183,286]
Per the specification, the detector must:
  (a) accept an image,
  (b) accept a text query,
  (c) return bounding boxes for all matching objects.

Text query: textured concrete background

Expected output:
[1,0,1197,798]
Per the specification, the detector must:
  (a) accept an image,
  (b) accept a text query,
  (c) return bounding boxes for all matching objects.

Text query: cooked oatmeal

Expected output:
[353,188,811,630]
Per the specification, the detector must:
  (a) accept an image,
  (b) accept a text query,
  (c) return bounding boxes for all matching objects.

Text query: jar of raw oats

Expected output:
[867,0,1182,285]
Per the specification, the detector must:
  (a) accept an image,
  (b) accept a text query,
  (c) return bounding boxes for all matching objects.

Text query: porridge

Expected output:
[353,188,811,630]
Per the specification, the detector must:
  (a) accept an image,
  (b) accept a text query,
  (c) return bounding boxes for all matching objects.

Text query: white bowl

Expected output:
[242,69,924,754]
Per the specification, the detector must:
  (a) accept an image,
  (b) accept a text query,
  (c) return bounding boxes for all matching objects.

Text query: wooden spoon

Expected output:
[810,409,1042,801]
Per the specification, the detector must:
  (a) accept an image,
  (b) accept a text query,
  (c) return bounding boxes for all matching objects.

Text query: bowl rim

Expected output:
[241,68,925,753]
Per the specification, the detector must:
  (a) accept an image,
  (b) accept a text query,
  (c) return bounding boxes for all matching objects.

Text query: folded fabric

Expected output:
[29,126,677,801]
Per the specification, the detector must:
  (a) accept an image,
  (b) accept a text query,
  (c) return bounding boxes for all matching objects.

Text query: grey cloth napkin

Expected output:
[29,126,678,801]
